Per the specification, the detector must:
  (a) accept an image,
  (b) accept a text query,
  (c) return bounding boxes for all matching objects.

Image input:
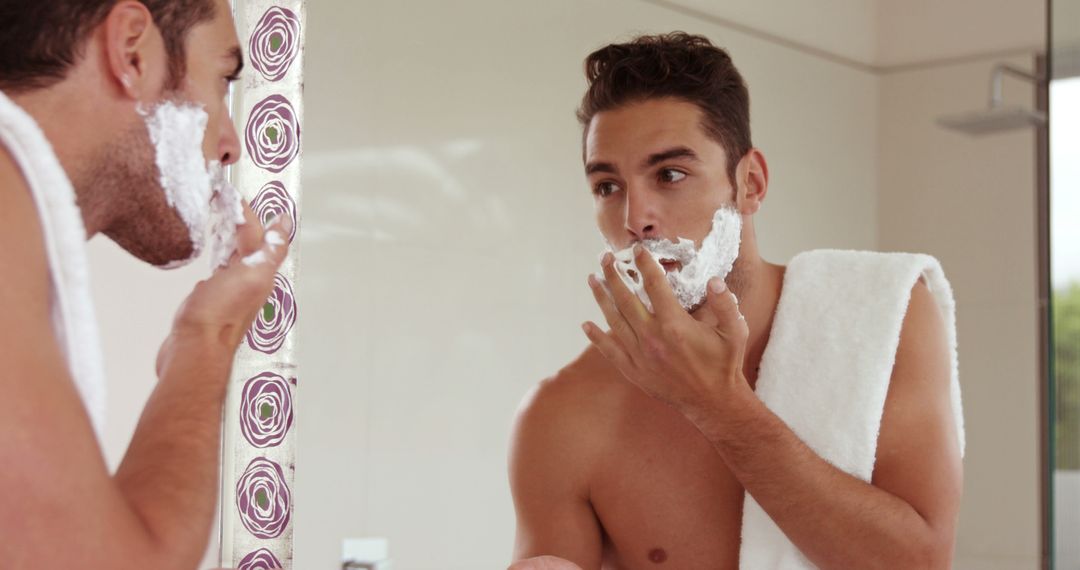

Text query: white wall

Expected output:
[873,2,1046,568]
[876,0,1044,67]
[663,0,1046,70]
[659,0,879,65]
[878,53,1044,570]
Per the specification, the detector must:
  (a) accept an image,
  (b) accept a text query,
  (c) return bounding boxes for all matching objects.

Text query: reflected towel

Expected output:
[739,249,963,569]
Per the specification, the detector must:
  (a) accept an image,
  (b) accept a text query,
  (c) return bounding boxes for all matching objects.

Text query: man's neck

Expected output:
[8,82,115,239]
[726,252,786,388]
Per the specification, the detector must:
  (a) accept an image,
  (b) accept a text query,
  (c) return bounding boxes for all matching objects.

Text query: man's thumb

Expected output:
[696,277,744,330]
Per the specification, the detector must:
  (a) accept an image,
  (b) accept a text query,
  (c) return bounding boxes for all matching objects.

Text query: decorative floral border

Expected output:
[222,2,304,568]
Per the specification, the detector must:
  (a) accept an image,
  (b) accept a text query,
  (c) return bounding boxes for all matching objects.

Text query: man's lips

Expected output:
[659,259,681,273]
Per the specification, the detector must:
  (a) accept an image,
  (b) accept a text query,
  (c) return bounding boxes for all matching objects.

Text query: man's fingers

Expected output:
[211,214,293,347]
[634,245,681,318]
[508,556,584,570]
[239,214,293,272]
[600,252,651,325]
[261,214,293,268]
[589,274,638,349]
[582,321,633,371]
[696,278,747,337]
[234,202,264,257]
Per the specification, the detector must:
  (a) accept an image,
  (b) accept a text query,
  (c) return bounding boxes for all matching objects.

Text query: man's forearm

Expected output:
[687,387,946,570]
[113,334,233,568]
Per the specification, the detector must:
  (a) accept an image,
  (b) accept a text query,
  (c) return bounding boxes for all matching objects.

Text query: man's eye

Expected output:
[594,181,621,197]
[659,168,687,184]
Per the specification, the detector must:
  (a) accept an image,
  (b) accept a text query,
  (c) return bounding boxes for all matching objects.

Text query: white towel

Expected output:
[0,91,106,439]
[739,249,963,569]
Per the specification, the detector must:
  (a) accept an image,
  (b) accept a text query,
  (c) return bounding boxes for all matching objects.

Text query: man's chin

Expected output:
[105,229,198,269]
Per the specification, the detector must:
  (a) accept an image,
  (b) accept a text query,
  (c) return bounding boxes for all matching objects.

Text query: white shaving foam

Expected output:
[598,206,743,312]
[240,229,285,268]
[264,230,285,248]
[206,162,246,268]
[242,250,268,267]
[139,101,247,270]
[140,101,213,269]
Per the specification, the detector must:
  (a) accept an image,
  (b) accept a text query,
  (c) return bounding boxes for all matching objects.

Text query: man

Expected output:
[0,1,290,568]
[509,33,962,569]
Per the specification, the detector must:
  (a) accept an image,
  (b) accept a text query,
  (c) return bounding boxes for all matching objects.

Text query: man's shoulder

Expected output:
[517,346,625,423]
[0,142,50,317]
[511,347,626,463]
[0,142,29,196]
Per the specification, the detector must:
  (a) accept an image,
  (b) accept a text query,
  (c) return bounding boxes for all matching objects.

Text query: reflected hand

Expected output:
[508,556,585,570]
[156,205,293,375]
[583,246,749,417]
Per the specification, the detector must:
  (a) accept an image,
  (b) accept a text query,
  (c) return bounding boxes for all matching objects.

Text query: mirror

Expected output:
[296,3,880,568]
[73,1,1052,568]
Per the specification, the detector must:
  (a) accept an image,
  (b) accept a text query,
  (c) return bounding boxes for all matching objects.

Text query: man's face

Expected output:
[102,0,242,266]
[175,0,243,167]
[585,98,739,266]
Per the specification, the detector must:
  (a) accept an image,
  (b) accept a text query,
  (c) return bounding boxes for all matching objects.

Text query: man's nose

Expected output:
[218,119,242,166]
[624,186,660,239]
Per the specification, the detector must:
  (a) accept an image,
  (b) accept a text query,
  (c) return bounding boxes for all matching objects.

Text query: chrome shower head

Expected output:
[937,104,1047,135]
[936,63,1046,136]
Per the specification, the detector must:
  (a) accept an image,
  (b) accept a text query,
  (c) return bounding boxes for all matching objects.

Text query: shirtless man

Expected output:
[0,1,290,568]
[509,33,962,569]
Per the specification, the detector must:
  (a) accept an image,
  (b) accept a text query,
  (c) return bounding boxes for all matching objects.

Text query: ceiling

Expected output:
[650,0,1046,71]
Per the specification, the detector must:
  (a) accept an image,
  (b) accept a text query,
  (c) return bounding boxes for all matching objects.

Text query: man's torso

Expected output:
[563,349,750,570]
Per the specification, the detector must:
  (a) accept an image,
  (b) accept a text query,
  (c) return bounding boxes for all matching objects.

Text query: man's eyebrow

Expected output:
[227,46,244,78]
[585,161,617,175]
[643,146,700,168]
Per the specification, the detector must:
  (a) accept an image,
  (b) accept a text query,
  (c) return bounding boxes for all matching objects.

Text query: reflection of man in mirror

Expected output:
[0,1,290,567]
[510,33,963,570]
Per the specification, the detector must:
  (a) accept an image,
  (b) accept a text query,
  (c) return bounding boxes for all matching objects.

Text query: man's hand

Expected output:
[115,204,293,568]
[157,205,293,375]
[509,556,584,570]
[583,245,748,417]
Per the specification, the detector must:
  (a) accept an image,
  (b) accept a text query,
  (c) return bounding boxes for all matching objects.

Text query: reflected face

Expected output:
[103,0,243,266]
[585,98,738,258]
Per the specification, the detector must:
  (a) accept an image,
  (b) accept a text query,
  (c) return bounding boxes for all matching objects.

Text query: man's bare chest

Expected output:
[587,405,746,570]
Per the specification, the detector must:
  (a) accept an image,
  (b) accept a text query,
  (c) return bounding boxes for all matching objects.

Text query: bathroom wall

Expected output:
[876,0,1043,67]
[877,54,1043,570]
[874,2,1046,567]
[645,0,879,64]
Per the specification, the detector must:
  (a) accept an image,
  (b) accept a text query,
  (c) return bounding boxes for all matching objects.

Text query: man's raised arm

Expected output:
[509,380,603,570]
[0,160,291,570]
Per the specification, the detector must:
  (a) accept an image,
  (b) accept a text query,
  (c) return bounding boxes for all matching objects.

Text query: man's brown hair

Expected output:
[577,32,752,183]
[0,0,217,93]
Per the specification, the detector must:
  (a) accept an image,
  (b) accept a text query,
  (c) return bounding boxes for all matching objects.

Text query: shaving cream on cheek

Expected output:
[596,206,743,312]
[140,101,249,269]
[139,101,213,268]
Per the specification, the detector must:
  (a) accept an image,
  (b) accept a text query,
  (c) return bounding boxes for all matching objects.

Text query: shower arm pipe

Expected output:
[990,64,1045,108]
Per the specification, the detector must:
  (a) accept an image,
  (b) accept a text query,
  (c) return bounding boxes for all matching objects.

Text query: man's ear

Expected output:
[102,1,167,100]
[735,148,769,215]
